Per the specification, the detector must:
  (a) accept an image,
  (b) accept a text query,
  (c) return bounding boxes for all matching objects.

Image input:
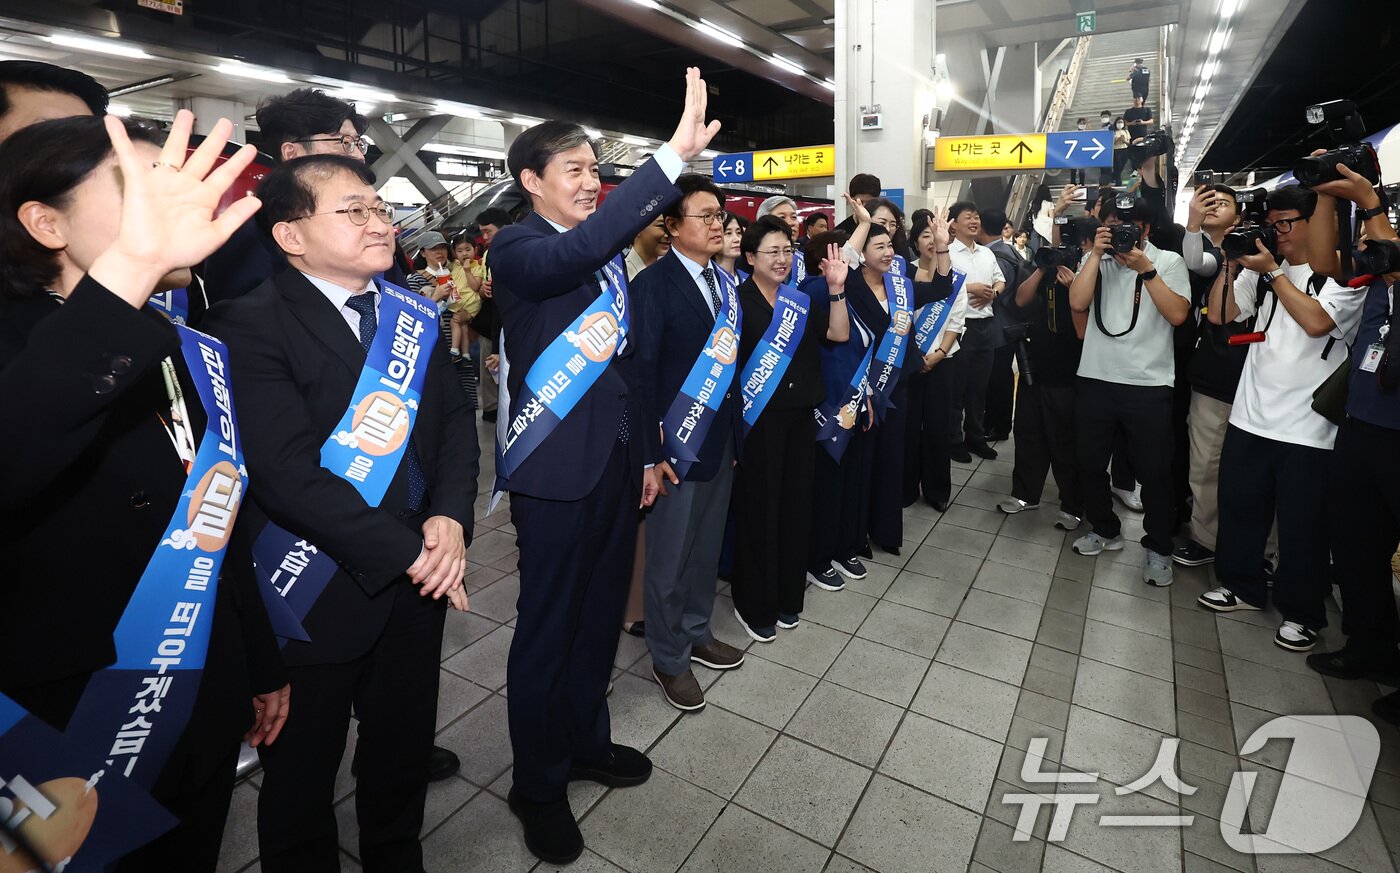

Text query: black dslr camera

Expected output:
[1110,224,1142,253]
[1127,130,1172,166]
[1293,100,1382,187]
[1035,216,1082,268]
[1235,187,1269,222]
[1221,224,1278,259]
[1353,238,1400,276]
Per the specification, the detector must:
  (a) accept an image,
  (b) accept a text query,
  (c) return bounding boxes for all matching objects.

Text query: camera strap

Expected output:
[1092,271,1144,338]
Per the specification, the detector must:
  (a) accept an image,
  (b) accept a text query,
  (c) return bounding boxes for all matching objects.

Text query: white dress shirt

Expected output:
[948,239,1005,320]
[671,248,719,317]
[302,272,379,338]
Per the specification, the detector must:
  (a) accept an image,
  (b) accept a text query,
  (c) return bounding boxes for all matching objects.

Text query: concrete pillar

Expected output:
[834,0,937,218]
[992,44,1040,136]
[499,121,526,153]
[175,97,246,145]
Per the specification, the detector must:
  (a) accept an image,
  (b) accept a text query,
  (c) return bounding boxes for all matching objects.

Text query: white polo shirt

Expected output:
[1228,261,1364,449]
[948,239,1004,320]
[1076,241,1190,387]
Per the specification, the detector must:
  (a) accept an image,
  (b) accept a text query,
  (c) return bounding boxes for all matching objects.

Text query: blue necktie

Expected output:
[345,292,427,510]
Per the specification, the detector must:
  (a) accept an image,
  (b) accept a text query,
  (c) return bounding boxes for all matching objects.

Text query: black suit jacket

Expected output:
[204,268,479,666]
[635,250,739,482]
[0,278,284,779]
[489,158,678,501]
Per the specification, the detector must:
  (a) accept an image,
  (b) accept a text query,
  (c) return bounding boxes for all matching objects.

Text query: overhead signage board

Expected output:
[713,145,835,183]
[933,130,1112,174]
[1076,11,1096,33]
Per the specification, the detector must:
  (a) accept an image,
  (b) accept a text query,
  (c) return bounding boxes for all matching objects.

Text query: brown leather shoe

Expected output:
[691,639,745,671]
[653,667,706,711]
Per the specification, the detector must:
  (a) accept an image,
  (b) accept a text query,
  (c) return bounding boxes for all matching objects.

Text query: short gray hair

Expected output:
[756,195,796,218]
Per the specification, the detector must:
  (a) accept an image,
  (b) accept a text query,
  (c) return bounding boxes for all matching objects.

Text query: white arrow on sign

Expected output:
[717,159,733,176]
[1084,137,1107,160]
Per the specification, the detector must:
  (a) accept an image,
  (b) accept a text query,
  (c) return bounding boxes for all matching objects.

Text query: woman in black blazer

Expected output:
[729,217,850,640]
[0,112,284,872]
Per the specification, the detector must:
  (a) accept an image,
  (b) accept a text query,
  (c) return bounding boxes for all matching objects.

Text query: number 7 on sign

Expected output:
[1064,141,1077,158]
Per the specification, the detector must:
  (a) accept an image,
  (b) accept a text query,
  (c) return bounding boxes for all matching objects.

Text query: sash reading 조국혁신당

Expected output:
[659,265,742,479]
[0,323,249,867]
[251,281,439,642]
[813,308,875,463]
[865,268,914,417]
[737,283,810,441]
[913,268,966,356]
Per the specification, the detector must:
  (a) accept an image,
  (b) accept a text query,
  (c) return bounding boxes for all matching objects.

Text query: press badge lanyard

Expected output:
[1359,282,1395,378]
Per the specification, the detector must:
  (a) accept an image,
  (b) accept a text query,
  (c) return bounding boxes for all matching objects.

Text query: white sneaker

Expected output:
[1072,532,1125,556]
[1055,511,1082,531]
[1142,551,1173,587]
[1275,621,1318,652]
[1197,587,1261,612]
[998,497,1040,514]
[1111,486,1144,512]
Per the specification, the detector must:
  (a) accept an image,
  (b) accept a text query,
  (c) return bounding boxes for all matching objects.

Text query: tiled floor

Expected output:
[217,426,1400,873]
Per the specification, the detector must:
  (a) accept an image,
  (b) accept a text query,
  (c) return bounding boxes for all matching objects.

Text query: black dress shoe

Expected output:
[877,543,901,556]
[858,543,873,559]
[623,620,646,638]
[1307,646,1400,684]
[927,498,950,512]
[949,444,973,463]
[568,743,652,788]
[508,788,583,865]
[967,441,998,460]
[351,743,460,781]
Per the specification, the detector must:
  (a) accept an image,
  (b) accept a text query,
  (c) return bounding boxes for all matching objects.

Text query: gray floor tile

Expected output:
[1015,690,1071,732]
[1173,608,1224,652]
[1054,777,1184,873]
[441,609,500,659]
[1092,558,1170,603]
[1061,705,1179,804]
[843,560,899,599]
[1045,576,1093,616]
[582,768,725,873]
[1040,845,1120,873]
[823,855,877,873]
[535,850,628,873]
[1029,643,1079,677]
[602,671,683,753]
[734,736,872,847]
[973,559,1053,606]
[468,573,521,623]
[442,624,514,691]
[1222,655,1333,715]
[648,705,776,798]
[825,637,931,707]
[678,804,830,873]
[1218,618,1321,675]
[704,654,818,730]
[708,593,759,651]
[1055,544,1098,584]
[1079,618,1175,682]
[785,682,905,768]
[855,599,951,658]
[801,588,880,633]
[1177,708,1237,754]
[989,537,1062,574]
[1086,586,1171,639]
[1178,661,1230,698]
[215,782,260,873]
[1005,715,1067,762]
[1072,658,1176,733]
[935,621,1034,686]
[1023,664,1077,701]
[902,544,986,586]
[438,694,513,787]
[956,484,1006,511]
[957,588,1046,639]
[969,470,1014,494]
[912,662,1020,742]
[972,816,1047,873]
[759,620,853,677]
[1036,607,1087,653]
[465,527,520,566]
[925,523,996,559]
[883,569,973,618]
[1176,640,1226,674]
[336,775,476,857]
[999,509,1073,548]
[1178,685,1234,725]
[437,669,492,731]
[879,712,1003,813]
[940,503,1006,534]
[418,791,535,873]
[836,774,982,873]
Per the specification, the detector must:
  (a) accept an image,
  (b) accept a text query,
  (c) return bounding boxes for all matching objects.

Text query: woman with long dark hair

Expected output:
[0,111,285,871]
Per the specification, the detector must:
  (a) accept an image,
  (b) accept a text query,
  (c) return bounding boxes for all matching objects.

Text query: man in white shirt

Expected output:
[1068,197,1191,586]
[946,201,1005,461]
[1195,187,1364,652]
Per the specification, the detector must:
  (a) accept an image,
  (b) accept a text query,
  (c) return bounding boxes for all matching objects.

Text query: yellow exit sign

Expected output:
[934,134,1048,172]
[752,145,835,181]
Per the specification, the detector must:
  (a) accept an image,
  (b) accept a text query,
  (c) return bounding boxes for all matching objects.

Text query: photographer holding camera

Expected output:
[1300,153,1400,717]
[997,216,1096,528]
[1068,197,1190,585]
[1195,187,1364,652]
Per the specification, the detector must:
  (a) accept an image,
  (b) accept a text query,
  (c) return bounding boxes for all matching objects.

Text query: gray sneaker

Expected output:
[998,497,1040,514]
[1072,532,1125,556]
[1142,551,1174,587]
[1055,511,1082,531]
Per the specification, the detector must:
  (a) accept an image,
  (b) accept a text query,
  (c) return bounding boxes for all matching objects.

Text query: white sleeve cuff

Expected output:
[652,144,685,182]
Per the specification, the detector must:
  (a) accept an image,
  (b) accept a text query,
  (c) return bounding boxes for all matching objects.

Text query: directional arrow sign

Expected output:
[1045,130,1113,169]
[1010,141,1034,163]
[712,145,834,183]
[933,131,1112,174]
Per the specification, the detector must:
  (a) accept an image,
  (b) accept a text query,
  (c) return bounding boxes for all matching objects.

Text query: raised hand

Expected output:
[1187,185,1218,230]
[928,209,951,248]
[666,67,722,162]
[1056,184,1080,214]
[89,109,261,309]
[1307,149,1382,207]
[842,192,872,225]
[819,242,847,289]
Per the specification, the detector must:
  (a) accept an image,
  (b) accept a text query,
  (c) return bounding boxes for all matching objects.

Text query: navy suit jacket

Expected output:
[635,250,739,482]
[490,158,678,501]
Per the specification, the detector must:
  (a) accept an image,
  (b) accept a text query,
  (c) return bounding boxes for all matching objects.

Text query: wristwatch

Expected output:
[829,291,847,302]
[1139,269,1158,282]
[1262,267,1286,283]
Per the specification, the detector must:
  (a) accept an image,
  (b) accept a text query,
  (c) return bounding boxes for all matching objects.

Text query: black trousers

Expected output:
[1011,380,1081,515]
[1112,150,1131,185]
[1075,377,1176,556]
[1215,425,1332,629]
[810,425,874,573]
[732,406,816,627]
[1112,432,1136,491]
[1172,346,1194,527]
[1332,418,1400,651]
[869,379,911,549]
[118,746,239,873]
[984,343,1017,438]
[258,583,444,873]
[904,362,953,507]
[508,439,636,802]
[1069,168,1087,186]
[949,319,997,445]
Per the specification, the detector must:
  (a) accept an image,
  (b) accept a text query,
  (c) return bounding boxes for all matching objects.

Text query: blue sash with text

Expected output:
[738,284,810,440]
[146,287,190,325]
[813,323,875,462]
[660,266,742,479]
[866,270,914,416]
[790,251,807,286]
[252,282,438,642]
[913,269,965,355]
[498,255,629,480]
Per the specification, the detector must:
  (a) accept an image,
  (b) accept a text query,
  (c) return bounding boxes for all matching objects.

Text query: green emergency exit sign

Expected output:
[1076,11,1096,33]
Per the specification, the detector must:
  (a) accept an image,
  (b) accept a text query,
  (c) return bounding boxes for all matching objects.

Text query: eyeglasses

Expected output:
[290,202,396,226]
[1265,217,1305,233]
[295,134,371,155]
[681,210,725,225]
[755,247,795,259]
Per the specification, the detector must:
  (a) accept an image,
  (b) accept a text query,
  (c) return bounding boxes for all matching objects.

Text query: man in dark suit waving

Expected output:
[205,155,478,873]
[489,68,719,864]
[635,174,746,712]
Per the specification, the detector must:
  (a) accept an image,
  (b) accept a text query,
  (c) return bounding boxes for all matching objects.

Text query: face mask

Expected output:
[1117,122,1125,130]
[1101,116,1111,125]
[1077,123,1086,131]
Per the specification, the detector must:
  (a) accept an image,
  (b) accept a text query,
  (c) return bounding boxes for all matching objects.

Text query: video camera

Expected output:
[1292,100,1382,187]
[1035,216,1083,268]
[1235,187,1269,223]
[1127,130,1172,166]
[1353,238,1400,276]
